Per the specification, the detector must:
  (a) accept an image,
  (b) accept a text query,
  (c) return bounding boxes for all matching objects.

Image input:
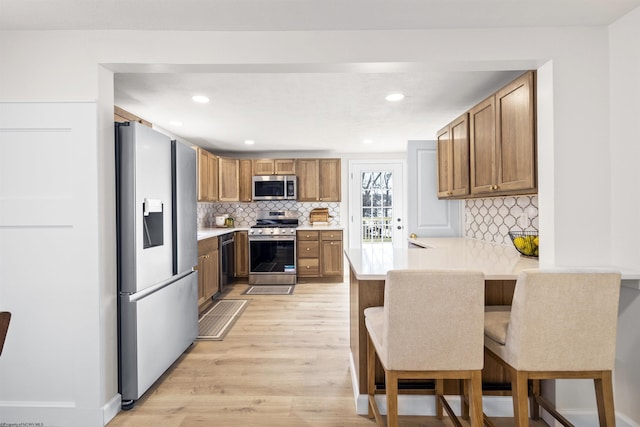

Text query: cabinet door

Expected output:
[234,231,249,277]
[318,159,341,202]
[208,152,219,201]
[204,249,219,298]
[198,149,210,202]
[470,96,497,195]
[252,159,274,175]
[450,114,470,197]
[218,157,239,201]
[436,126,451,198]
[321,239,343,277]
[495,71,536,193]
[239,159,253,202]
[196,254,207,306]
[275,159,296,175]
[296,159,319,201]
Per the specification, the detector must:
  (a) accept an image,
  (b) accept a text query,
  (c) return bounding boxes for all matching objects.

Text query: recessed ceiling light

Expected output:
[192,95,210,104]
[363,139,373,144]
[169,121,183,126]
[385,93,405,102]
[244,140,255,145]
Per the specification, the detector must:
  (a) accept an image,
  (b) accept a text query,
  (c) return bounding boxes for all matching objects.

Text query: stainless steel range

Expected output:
[248,210,299,285]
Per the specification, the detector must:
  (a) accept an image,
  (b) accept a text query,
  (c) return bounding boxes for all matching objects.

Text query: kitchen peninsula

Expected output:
[345,237,640,416]
[346,237,539,412]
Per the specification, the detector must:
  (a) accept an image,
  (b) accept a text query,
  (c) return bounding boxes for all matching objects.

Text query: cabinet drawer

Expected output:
[298,241,319,257]
[298,258,319,276]
[297,230,320,241]
[320,230,342,241]
[198,236,218,255]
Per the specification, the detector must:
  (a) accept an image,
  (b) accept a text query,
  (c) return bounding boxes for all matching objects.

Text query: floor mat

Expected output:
[243,285,295,295]
[197,299,248,340]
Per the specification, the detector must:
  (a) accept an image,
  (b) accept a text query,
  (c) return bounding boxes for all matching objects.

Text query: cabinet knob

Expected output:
[306,247,310,251]
[306,265,310,269]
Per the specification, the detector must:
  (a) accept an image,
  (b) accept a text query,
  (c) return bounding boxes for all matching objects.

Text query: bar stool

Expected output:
[365,269,486,427]
[484,269,621,427]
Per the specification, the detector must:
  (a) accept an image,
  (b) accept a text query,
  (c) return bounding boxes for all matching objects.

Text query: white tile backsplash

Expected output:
[465,195,538,245]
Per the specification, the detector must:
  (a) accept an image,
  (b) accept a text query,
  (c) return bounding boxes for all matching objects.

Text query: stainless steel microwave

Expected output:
[252,175,297,200]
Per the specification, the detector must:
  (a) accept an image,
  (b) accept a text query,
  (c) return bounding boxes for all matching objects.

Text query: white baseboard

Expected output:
[0,401,102,427]
[103,394,121,425]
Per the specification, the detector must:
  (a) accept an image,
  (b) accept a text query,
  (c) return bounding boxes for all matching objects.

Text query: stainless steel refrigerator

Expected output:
[116,121,198,410]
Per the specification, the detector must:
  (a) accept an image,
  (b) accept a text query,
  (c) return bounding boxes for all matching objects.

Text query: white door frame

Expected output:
[348,160,407,249]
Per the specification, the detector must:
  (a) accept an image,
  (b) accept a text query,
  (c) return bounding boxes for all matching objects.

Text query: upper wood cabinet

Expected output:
[218,157,240,202]
[239,159,253,202]
[198,148,218,202]
[252,158,295,175]
[470,71,536,196]
[297,158,341,202]
[437,113,470,199]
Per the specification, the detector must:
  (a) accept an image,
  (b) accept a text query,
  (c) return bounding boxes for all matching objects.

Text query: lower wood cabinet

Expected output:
[320,231,343,277]
[234,230,249,278]
[297,229,343,281]
[197,236,219,313]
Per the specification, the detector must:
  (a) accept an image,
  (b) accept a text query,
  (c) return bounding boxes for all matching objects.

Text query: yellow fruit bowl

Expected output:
[508,231,539,258]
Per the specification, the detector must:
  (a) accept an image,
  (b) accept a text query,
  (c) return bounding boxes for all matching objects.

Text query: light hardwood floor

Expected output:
[107,280,547,427]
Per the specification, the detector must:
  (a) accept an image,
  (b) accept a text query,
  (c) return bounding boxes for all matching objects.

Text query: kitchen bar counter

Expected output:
[346,237,538,281]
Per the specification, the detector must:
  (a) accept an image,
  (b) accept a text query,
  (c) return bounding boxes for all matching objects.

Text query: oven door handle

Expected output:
[249,236,296,241]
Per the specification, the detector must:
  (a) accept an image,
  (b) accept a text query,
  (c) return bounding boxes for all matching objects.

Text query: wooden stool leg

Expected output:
[468,371,484,427]
[594,371,616,427]
[386,371,399,427]
[367,335,376,419]
[530,379,540,420]
[436,379,444,419]
[512,370,530,427]
[461,378,470,420]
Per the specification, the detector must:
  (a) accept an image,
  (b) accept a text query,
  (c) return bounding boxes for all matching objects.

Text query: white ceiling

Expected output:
[3,0,640,153]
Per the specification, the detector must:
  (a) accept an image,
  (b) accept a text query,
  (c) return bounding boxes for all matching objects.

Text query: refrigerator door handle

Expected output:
[126,270,193,302]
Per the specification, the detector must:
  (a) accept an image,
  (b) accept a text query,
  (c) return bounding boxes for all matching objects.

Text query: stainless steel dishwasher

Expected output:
[219,232,235,293]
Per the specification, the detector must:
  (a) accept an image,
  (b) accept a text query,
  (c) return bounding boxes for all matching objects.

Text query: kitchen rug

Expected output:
[197,299,248,340]
[243,285,295,295]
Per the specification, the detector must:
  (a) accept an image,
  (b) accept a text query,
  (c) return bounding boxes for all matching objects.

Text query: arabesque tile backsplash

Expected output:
[198,195,537,246]
[197,201,341,228]
[465,195,538,245]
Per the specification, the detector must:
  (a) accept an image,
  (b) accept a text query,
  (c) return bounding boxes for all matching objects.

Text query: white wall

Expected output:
[610,6,640,424]
[0,21,638,425]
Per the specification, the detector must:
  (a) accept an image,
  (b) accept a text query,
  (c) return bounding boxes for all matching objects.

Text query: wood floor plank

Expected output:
[107,280,547,427]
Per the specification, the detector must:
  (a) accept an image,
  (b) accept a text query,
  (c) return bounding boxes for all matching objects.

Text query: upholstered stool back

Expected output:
[376,269,485,371]
[489,270,620,372]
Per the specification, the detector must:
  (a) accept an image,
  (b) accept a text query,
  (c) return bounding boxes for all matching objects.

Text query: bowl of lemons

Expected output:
[508,231,539,258]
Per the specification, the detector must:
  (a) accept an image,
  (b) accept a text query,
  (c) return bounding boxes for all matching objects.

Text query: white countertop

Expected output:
[346,237,538,281]
[296,225,344,231]
[197,227,246,240]
[345,237,640,287]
